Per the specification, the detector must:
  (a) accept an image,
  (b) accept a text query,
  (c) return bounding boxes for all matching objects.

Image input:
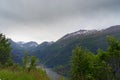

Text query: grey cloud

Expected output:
[0,0,120,43]
[0,0,120,23]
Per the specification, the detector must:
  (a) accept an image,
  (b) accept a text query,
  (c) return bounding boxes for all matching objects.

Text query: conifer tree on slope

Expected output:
[0,33,11,66]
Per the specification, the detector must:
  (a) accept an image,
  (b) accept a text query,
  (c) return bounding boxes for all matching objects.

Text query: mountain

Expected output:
[8,25,120,75]
[34,41,54,51]
[8,39,54,64]
[59,30,98,41]
[8,40,39,63]
[9,40,39,53]
[33,25,120,68]
[17,41,38,50]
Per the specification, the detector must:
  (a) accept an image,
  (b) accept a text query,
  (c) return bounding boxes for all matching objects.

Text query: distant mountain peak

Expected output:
[106,25,120,30]
[60,29,98,40]
[59,25,120,41]
[27,42,38,47]
[15,41,39,48]
[102,25,120,33]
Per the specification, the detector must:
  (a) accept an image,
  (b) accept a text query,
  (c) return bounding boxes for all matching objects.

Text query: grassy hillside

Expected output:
[0,66,50,80]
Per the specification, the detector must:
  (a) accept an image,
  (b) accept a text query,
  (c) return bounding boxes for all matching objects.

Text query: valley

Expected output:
[8,25,120,77]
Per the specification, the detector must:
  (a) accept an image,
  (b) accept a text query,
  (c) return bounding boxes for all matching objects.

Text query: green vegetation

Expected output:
[23,51,28,70]
[23,51,38,71]
[28,56,37,72]
[70,36,120,80]
[0,33,12,66]
[53,65,70,76]
[0,33,50,80]
[0,67,50,80]
[58,76,66,80]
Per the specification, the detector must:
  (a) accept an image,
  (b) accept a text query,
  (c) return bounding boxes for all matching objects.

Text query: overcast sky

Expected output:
[0,0,120,43]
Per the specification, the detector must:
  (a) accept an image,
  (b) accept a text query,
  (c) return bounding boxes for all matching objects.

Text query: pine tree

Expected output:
[0,33,11,66]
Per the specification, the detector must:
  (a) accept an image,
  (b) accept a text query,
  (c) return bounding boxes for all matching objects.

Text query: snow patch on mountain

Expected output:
[62,30,98,40]
[17,41,38,48]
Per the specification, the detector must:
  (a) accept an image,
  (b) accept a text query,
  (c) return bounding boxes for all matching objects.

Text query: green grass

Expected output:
[0,67,50,80]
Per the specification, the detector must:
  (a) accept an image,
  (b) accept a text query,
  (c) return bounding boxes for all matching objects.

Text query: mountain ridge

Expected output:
[59,29,98,41]
[8,25,120,68]
[33,25,120,68]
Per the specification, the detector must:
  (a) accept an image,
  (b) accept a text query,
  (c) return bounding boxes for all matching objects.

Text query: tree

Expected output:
[95,50,113,80]
[23,51,29,70]
[28,56,37,71]
[70,36,120,80]
[0,33,11,66]
[106,36,120,80]
[23,51,38,72]
[70,47,95,80]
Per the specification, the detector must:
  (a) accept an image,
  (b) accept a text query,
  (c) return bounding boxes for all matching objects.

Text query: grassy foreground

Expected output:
[0,67,50,80]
